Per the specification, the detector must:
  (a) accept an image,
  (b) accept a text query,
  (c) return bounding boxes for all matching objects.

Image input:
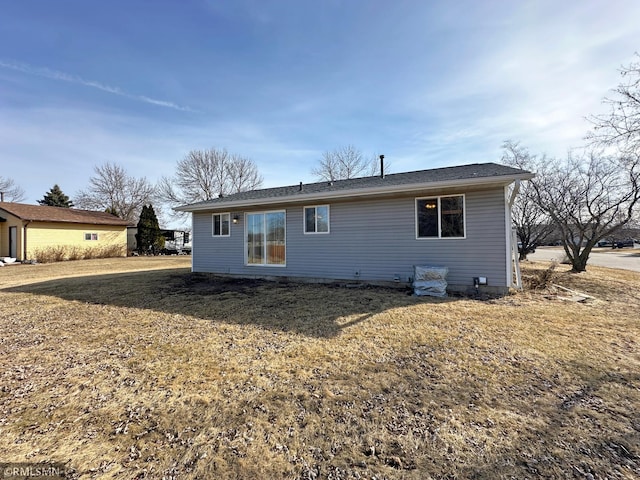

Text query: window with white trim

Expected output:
[212,213,230,237]
[84,233,98,241]
[416,195,465,238]
[304,205,329,234]
[246,211,286,266]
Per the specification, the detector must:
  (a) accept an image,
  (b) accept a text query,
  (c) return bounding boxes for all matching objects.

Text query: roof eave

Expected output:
[176,173,534,212]
[0,205,130,225]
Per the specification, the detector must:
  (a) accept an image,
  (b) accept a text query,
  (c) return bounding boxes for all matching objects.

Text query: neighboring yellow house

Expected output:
[0,202,130,261]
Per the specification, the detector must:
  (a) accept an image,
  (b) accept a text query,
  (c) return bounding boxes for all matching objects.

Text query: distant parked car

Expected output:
[597,240,613,247]
[613,238,638,249]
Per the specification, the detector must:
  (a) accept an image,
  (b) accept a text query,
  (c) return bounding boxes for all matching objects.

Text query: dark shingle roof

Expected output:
[0,202,131,226]
[177,162,532,211]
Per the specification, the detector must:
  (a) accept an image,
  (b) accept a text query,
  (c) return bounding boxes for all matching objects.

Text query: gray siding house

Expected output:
[176,163,533,294]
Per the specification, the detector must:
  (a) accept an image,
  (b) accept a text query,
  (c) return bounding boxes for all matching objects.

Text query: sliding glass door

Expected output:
[246,211,285,266]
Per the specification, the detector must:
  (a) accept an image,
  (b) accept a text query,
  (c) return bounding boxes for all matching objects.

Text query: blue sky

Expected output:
[1,0,639,211]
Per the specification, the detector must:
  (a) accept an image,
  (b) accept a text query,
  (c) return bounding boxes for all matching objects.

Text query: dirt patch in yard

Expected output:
[0,258,639,479]
[169,272,271,295]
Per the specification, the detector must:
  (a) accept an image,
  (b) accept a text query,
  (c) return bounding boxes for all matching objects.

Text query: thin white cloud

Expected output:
[390,4,640,164]
[0,60,194,112]
[0,105,319,208]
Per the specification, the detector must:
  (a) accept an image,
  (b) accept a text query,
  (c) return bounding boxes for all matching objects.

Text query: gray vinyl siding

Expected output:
[191,188,508,289]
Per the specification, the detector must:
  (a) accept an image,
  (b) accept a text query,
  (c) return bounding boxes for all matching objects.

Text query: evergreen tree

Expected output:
[136,205,163,254]
[38,184,74,207]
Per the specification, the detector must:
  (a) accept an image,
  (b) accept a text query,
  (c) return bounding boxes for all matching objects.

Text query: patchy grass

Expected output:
[0,258,638,479]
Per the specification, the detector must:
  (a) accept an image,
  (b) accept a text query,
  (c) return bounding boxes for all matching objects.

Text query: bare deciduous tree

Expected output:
[588,54,640,154]
[157,148,263,209]
[311,145,384,181]
[501,141,555,260]
[0,176,26,202]
[75,162,156,223]
[514,146,640,272]
[226,155,264,194]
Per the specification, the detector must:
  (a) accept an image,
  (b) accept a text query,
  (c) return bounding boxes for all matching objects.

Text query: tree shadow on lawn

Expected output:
[3,268,459,338]
[459,364,640,479]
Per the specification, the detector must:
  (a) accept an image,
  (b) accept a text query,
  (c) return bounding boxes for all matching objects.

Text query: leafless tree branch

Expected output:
[506,141,640,272]
[74,162,156,223]
[501,141,554,259]
[157,148,263,216]
[587,53,640,154]
[0,176,27,203]
[311,145,386,181]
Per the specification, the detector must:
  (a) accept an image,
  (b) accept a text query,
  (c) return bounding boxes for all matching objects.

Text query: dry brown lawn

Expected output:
[0,257,638,479]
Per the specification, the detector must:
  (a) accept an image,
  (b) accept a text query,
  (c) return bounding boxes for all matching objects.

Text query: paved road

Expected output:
[527,246,640,272]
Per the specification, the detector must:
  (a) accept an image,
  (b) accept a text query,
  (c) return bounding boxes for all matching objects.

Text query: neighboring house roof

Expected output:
[177,162,533,212]
[0,202,131,226]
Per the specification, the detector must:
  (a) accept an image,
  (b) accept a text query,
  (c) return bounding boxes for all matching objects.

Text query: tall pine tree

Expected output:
[38,184,73,207]
[136,205,163,254]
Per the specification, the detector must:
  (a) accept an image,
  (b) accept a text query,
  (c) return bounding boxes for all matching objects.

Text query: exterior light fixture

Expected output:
[233,214,239,224]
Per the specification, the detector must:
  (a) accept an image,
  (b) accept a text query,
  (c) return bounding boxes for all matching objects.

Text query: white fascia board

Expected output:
[175,173,534,212]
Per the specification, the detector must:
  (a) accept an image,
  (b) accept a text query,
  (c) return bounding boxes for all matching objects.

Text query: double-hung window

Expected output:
[416,195,465,238]
[212,213,230,237]
[304,205,329,234]
[84,233,98,241]
[246,211,286,266]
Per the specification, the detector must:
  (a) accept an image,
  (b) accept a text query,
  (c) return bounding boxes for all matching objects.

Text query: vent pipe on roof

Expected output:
[0,192,4,202]
[299,182,303,192]
[379,155,385,179]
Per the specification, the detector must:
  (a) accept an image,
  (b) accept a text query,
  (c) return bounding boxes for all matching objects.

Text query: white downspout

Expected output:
[507,180,522,289]
[23,220,32,261]
[190,213,194,272]
[509,180,521,208]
